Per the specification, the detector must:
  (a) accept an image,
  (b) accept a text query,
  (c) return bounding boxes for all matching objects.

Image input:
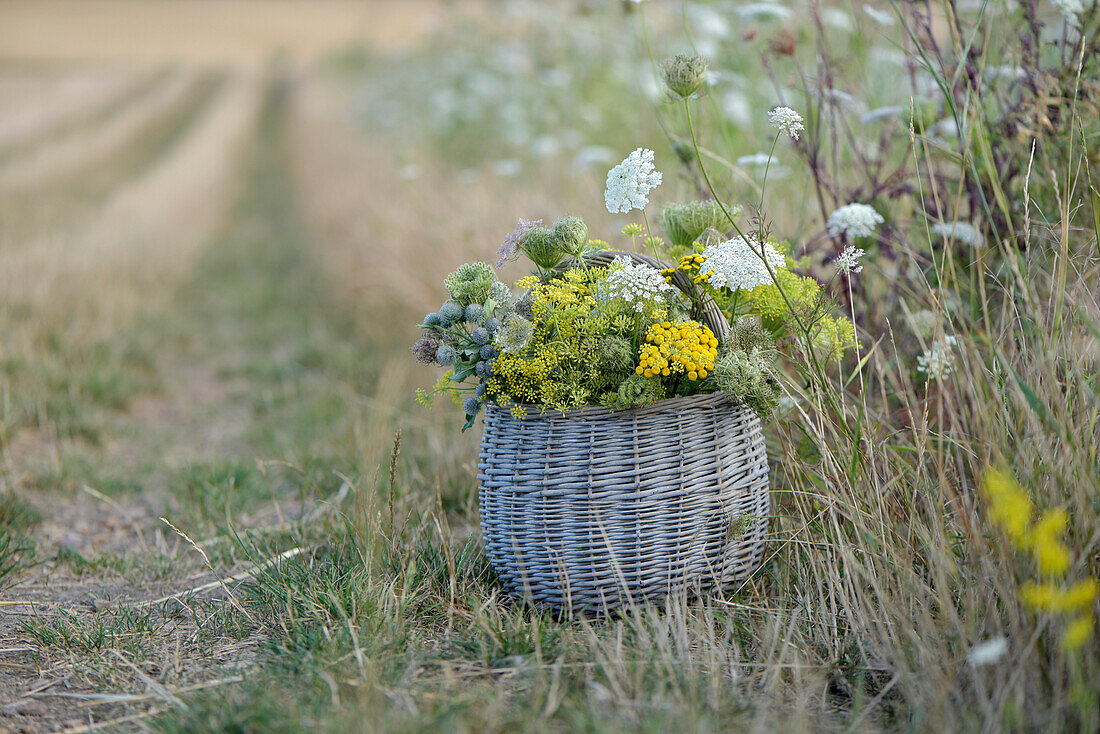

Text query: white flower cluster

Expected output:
[604,148,663,214]
[1053,0,1091,25]
[931,221,984,248]
[862,3,894,26]
[827,203,884,239]
[835,245,865,274]
[604,256,674,312]
[767,106,804,140]
[917,335,958,380]
[700,236,786,291]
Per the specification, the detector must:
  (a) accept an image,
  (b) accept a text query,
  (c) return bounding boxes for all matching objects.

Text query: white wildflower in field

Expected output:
[860,105,904,124]
[604,148,663,214]
[737,153,774,167]
[835,245,865,274]
[768,106,804,140]
[688,5,730,38]
[827,203,884,239]
[700,236,786,291]
[863,4,895,25]
[736,3,793,21]
[604,256,674,312]
[722,90,751,126]
[917,335,958,380]
[823,8,855,31]
[490,159,522,177]
[931,221,984,248]
[574,145,615,170]
[1053,0,1089,24]
[816,88,862,112]
[966,637,1009,667]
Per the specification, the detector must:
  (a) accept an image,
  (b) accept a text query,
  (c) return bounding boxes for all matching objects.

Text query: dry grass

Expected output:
[0,0,475,67]
[0,1,1096,731]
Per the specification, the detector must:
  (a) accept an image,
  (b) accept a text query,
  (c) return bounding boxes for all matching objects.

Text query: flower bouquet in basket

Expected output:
[411,62,860,612]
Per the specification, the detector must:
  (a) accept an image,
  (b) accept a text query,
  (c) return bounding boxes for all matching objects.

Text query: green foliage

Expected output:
[606,373,665,409]
[659,201,733,251]
[444,262,496,307]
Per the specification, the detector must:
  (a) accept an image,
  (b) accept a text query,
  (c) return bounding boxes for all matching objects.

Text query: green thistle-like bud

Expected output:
[662,54,708,100]
[727,316,771,354]
[551,215,588,257]
[520,226,566,270]
[595,337,633,374]
[659,201,732,249]
[444,262,496,307]
[464,304,484,323]
[714,318,780,420]
[438,301,464,325]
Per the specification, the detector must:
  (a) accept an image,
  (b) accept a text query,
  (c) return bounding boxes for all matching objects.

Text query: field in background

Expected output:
[1,0,1097,732]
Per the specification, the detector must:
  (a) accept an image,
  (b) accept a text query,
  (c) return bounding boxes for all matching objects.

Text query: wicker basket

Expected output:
[477,394,769,611]
[476,251,770,612]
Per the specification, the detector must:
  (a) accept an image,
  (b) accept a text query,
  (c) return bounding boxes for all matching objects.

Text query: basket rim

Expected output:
[483,391,752,422]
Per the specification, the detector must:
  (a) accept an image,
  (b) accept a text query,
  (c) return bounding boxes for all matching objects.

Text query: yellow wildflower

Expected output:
[1063,616,1094,650]
[636,320,718,381]
[983,469,1033,546]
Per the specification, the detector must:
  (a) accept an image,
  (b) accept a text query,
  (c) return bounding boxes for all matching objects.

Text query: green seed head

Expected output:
[521,226,567,270]
[551,215,589,257]
[659,201,733,249]
[662,54,708,100]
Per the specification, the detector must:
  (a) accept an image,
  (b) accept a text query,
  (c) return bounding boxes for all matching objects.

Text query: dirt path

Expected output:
[0,72,373,731]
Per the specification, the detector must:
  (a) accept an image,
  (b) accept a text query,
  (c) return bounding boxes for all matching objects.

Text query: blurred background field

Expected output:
[0,0,1097,731]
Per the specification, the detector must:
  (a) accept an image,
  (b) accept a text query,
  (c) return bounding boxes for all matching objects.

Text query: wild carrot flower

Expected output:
[767,106,804,140]
[931,221,983,248]
[699,236,785,291]
[827,203,884,239]
[494,313,535,354]
[498,218,542,266]
[835,245,865,274]
[662,54,708,100]
[605,148,663,213]
[916,335,957,380]
[604,256,675,312]
[551,215,588,257]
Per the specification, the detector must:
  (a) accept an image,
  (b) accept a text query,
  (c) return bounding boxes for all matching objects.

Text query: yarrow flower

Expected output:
[768,106,804,140]
[497,218,542,267]
[604,255,675,312]
[917,335,957,380]
[827,203,884,240]
[604,148,663,214]
[699,236,786,291]
[931,221,984,248]
[835,245,865,274]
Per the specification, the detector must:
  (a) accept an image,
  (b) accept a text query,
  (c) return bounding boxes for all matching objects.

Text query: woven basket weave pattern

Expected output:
[477,392,769,610]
